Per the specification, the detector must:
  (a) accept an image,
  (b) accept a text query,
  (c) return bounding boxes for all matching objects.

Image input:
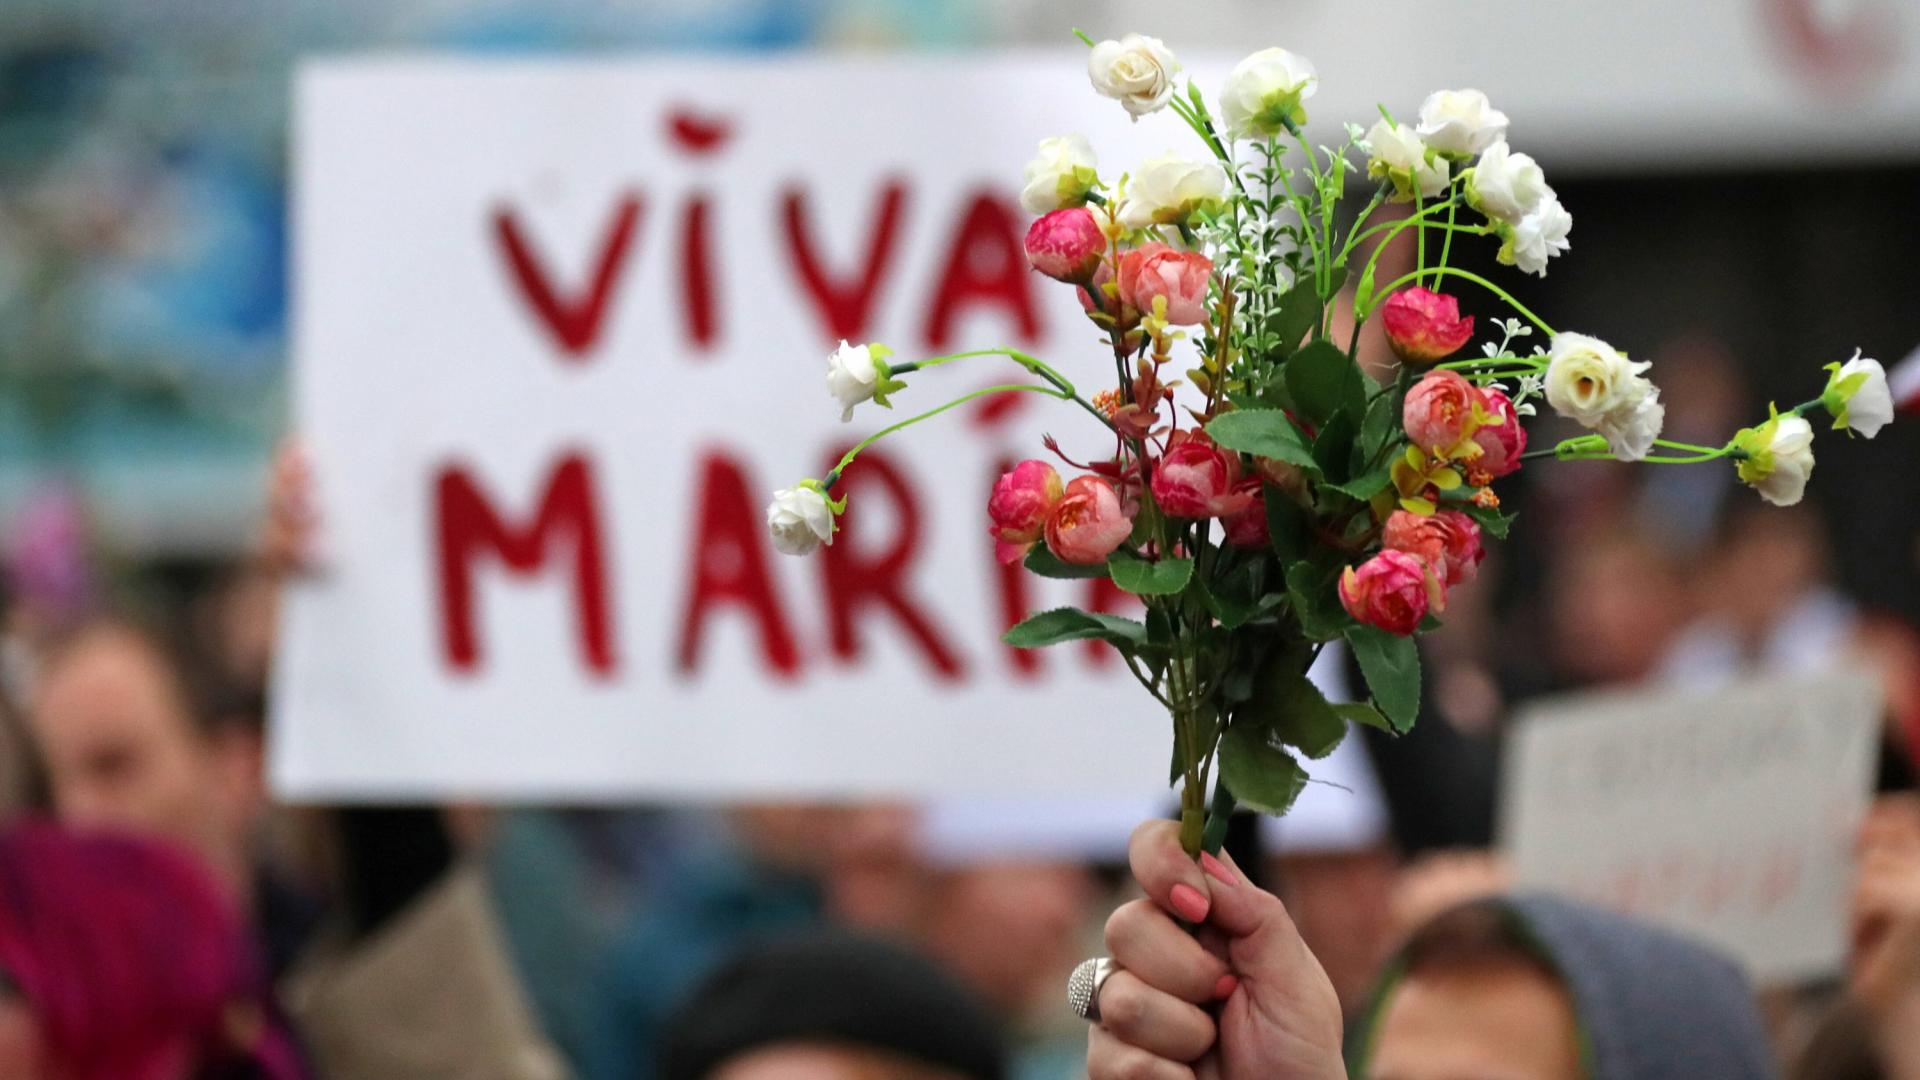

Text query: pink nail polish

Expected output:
[1200,851,1235,887]
[1213,974,1240,1000]
[1170,882,1210,922]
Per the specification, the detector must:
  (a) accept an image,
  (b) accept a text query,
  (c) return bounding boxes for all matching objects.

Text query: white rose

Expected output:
[1088,33,1180,118]
[1823,349,1893,439]
[1219,46,1318,139]
[825,340,880,422]
[1364,119,1449,202]
[1544,332,1652,428]
[1594,390,1666,462]
[766,485,835,555]
[1020,135,1099,214]
[1466,140,1549,224]
[1416,89,1510,156]
[1118,152,1228,229]
[1505,193,1572,277]
[1734,414,1816,507]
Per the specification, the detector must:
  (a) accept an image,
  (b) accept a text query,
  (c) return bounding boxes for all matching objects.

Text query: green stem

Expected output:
[1343,197,1463,259]
[1335,183,1391,263]
[1455,366,1546,382]
[1436,353,1545,372]
[826,383,1094,487]
[1377,267,1556,336]
[891,347,1110,428]
[1200,781,1237,855]
[1438,181,1461,270]
[1414,190,1426,272]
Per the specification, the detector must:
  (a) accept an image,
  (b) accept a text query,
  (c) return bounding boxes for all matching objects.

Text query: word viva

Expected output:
[432,123,1114,681]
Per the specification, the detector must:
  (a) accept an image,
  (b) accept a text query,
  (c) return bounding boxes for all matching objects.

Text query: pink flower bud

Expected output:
[1339,549,1438,637]
[987,460,1065,564]
[1117,243,1213,325]
[1380,287,1474,365]
[1044,476,1134,566]
[1402,370,1482,456]
[1222,480,1270,549]
[1471,385,1526,478]
[1381,508,1484,587]
[1024,208,1106,284]
[1150,433,1255,519]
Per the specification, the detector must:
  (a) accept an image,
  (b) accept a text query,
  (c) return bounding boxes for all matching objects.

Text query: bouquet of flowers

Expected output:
[766,32,1897,857]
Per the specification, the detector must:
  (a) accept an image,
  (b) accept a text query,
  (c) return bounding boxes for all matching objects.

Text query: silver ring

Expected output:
[1067,957,1118,1022]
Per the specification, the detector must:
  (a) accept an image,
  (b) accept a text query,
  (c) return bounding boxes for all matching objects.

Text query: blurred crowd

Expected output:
[1,280,1919,1079]
[4,1,1920,1078]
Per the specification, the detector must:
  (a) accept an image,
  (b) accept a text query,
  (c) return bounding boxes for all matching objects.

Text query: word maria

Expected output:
[426,112,1119,682]
[430,448,1133,681]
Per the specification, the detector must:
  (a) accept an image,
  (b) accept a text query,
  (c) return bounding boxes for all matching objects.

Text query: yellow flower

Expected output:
[1390,445,1463,516]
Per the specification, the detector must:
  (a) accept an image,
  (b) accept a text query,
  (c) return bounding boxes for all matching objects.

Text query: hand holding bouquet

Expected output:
[770,31,1896,857]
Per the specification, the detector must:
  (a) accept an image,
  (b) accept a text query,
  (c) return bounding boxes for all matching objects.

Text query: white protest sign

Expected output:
[272,56,1395,823]
[1500,675,1881,983]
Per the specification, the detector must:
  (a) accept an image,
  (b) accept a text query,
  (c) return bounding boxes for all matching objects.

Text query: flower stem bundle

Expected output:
[768,32,1896,858]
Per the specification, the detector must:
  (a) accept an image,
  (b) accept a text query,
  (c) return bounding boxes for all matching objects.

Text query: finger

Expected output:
[1106,898,1234,1005]
[1197,847,1310,963]
[1129,819,1212,923]
[1086,1024,1197,1080]
[1097,970,1217,1063]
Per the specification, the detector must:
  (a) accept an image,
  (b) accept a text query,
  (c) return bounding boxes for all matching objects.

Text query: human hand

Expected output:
[260,440,321,576]
[1086,819,1346,1080]
[1853,796,1920,1016]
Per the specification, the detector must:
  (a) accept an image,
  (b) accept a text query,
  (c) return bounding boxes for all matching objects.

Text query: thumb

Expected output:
[1199,849,1314,979]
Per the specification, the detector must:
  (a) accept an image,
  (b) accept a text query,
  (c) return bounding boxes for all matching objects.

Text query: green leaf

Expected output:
[1325,463,1393,500]
[1220,724,1309,816]
[1333,702,1395,734]
[1310,409,1357,484]
[1465,504,1517,540]
[1206,410,1318,471]
[1003,607,1146,649]
[1359,392,1396,461]
[1285,340,1365,427]
[1345,624,1421,733]
[1109,553,1195,596]
[1265,283,1321,359]
[1287,560,1353,641]
[1023,544,1112,580]
[1202,559,1261,630]
[1256,663,1347,760]
[1265,486,1309,564]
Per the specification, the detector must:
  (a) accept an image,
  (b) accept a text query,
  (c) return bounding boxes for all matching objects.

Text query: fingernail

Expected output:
[1170,882,1210,922]
[1213,974,1240,1000]
[1200,851,1235,887]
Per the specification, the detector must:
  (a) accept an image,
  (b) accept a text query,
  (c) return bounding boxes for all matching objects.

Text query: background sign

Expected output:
[275,56,1386,803]
[1500,675,1881,983]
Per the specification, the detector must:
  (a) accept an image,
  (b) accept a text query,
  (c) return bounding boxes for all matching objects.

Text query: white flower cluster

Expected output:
[1081,38,1574,278]
[1543,332,1664,461]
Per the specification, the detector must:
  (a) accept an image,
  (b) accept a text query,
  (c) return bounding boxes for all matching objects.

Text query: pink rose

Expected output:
[1380,287,1474,366]
[1222,480,1269,549]
[1045,476,1134,565]
[1402,369,1482,455]
[1117,243,1213,325]
[1151,432,1255,519]
[1338,549,1438,637]
[987,460,1064,564]
[1381,508,1483,587]
[1471,385,1526,478]
[1024,208,1106,284]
